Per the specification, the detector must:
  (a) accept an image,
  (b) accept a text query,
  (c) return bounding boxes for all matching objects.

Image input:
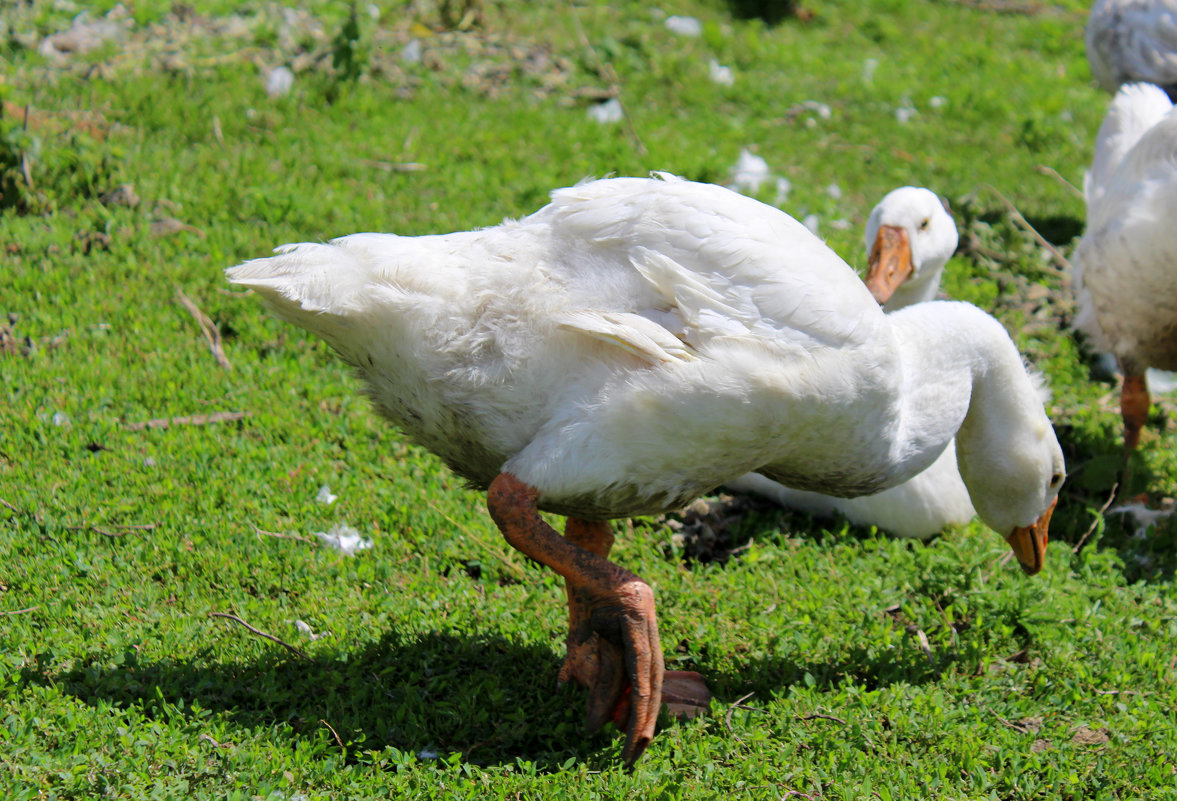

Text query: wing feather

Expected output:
[557,310,697,364]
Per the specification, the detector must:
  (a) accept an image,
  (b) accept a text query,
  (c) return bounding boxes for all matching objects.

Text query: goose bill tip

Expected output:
[1005,497,1056,576]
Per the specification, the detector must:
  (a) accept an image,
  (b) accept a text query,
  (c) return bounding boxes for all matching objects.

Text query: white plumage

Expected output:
[726,187,975,539]
[1073,82,1177,455]
[1086,0,1177,97]
[228,173,1063,557]
[228,174,1064,762]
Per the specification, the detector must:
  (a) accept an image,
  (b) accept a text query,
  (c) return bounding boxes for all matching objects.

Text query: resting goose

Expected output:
[727,186,974,539]
[1086,0,1177,99]
[227,174,1064,766]
[1074,82,1177,468]
[862,186,959,311]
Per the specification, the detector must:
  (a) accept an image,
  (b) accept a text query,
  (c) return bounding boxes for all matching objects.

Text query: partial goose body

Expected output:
[1086,0,1177,99]
[235,182,906,516]
[1074,82,1177,458]
[725,447,973,539]
[1082,81,1175,218]
[228,174,1064,765]
[727,186,973,539]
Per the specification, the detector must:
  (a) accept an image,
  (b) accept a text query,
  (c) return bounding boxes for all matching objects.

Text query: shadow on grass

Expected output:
[963,206,1085,249]
[722,0,811,25]
[21,621,952,770]
[1010,214,1085,248]
[706,642,947,704]
[21,630,610,770]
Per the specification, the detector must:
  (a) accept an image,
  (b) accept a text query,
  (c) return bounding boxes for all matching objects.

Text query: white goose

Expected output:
[726,187,976,539]
[1086,0,1177,98]
[227,174,1064,766]
[1074,82,1177,464]
[862,187,960,311]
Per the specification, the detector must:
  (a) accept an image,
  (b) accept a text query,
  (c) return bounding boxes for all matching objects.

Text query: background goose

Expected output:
[1073,82,1177,471]
[228,174,1064,766]
[1086,0,1177,99]
[862,186,960,311]
[727,186,974,539]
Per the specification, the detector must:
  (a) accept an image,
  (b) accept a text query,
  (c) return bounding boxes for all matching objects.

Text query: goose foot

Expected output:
[557,520,711,733]
[486,473,665,767]
[557,518,615,687]
[606,670,712,728]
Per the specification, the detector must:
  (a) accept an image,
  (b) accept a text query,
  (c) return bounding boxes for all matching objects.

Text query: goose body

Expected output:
[727,186,974,538]
[724,451,973,539]
[1074,82,1177,457]
[228,174,1063,764]
[1086,0,1177,98]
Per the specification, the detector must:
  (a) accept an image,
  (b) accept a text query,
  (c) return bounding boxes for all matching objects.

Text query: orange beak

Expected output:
[864,225,913,305]
[1005,496,1056,575]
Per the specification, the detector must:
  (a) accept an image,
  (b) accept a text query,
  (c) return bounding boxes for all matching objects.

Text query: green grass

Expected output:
[3,0,1177,798]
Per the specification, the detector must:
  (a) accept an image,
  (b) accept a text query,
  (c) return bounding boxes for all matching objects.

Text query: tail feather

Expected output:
[226,241,377,317]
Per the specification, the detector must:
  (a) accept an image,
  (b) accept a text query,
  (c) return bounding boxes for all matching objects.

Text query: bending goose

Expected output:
[227,174,1064,766]
[1086,0,1177,99]
[726,186,974,538]
[1074,82,1177,467]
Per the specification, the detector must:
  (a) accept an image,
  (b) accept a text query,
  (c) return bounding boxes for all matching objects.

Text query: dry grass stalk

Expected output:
[176,287,233,369]
[125,410,248,431]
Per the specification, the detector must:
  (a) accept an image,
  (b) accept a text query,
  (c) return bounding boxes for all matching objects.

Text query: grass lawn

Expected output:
[3,0,1176,798]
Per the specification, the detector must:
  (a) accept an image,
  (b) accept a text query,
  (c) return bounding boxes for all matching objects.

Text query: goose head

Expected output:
[966,434,1063,576]
[955,356,1064,575]
[863,187,959,311]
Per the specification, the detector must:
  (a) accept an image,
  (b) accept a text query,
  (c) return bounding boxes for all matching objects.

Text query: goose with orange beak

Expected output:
[865,186,1057,576]
[863,186,959,310]
[229,175,1063,766]
[733,187,1055,573]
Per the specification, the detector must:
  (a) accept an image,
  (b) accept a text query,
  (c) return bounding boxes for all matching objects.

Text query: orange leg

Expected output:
[559,518,615,688]
[1120,370,1149,496]
[561,519,712,732]
[1121,370,1149,455]
[486,473,663,766]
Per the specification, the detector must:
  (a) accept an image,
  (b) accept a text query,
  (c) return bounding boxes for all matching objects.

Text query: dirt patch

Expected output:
[6,4,579,101]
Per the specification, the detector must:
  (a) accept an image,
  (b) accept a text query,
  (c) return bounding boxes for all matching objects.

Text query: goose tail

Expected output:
[226,241,377,319]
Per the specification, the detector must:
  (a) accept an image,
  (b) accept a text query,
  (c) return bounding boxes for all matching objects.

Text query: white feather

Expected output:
[227,175,1063,544]
[1086,0,1177,95]
[1074,84,1177,381]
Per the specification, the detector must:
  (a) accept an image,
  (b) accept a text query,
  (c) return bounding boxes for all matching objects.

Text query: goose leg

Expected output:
[1121,370,1149,455]
[1120,369,1149,496]
[559,518,615,687]
[486,472,663,766]
[561,518,712,728]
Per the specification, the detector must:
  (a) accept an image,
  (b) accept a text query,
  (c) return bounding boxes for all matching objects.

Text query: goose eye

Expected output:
[1049,473,1063,488]
[918,217,930,231]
